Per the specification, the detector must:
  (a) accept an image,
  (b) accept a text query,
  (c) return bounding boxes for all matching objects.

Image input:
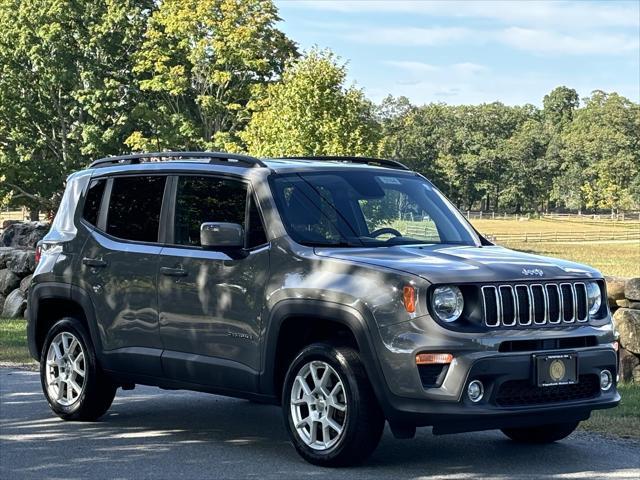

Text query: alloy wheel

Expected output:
[290,360,348,450]
[45,332,86,406]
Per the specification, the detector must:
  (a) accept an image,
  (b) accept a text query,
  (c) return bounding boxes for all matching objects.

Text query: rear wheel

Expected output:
[501,421,579,444]
[282,343,385,467]
[40,317,116,421]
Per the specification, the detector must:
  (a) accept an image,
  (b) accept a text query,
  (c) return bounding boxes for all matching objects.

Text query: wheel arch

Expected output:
[28,283,103,361]
[261,299,390,411]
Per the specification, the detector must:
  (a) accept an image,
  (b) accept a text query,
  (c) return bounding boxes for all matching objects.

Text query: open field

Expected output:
[470,218,640,277]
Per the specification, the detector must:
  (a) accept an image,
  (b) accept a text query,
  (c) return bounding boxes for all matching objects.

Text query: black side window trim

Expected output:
[164,174,269,251]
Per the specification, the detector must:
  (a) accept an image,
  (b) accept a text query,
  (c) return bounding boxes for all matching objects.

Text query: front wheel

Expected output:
[282,343,385,467]
[501,421,579,444]
[40,317,116,421]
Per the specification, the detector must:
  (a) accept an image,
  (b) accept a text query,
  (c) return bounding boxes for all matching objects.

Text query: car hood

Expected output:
[314,244,601,284]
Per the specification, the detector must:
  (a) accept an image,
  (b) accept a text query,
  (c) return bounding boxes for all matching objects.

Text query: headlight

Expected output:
[431,286,464,323]
[586,281,602,315]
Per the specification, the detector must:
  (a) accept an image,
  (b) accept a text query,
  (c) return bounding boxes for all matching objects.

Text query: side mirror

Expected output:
[200,222,244,249]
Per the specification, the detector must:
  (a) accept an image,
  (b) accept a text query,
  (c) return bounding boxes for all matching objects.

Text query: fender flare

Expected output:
[260,299,393,415]
[28,282,104,362]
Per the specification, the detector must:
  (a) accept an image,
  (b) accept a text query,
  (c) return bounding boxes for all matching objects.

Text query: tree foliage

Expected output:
[128,0,296,152]
[0,0,152,213]
[0,1,638,216]
[242,49,381,157]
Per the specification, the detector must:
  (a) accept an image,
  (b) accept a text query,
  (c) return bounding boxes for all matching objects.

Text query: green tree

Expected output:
[128,0,296,152]
[0,0,152,215]
[543,86,579,128]
[242,49,381,156]
[556,91,640,212]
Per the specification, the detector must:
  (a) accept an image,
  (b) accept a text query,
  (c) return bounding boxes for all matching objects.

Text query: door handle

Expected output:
[160,267,188,277]
[82,257,107,268]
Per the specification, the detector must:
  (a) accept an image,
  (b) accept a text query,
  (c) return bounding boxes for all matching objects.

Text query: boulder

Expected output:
[6,249,35,277]
[1,288,26,318]
[634,364,640,384]
[0,221,48,249]
[0,247,13,269]
[1,220,20,230]
[619,348,640,383]
[616,299,629,309]
[0,269,20,295]
[605,276,626,307]
[19,274,32,293]
[625,278,640,302]
[629,301,640,310]
[613,308,640,354]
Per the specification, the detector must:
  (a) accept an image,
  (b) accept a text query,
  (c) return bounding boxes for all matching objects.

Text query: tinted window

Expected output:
[82,179,106,226]
[247,195,268,248]
[106,176,166,242]
[174,176,247,247]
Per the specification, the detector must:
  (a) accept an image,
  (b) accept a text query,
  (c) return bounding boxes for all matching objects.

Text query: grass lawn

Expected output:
[582,383,640,439]
[0,318,36,365]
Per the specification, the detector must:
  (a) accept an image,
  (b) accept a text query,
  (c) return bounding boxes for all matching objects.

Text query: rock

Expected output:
[0,247,13,269]
[1,288,26,318]
[1,219,20,230]
[629,301,640,310]
[616,299,629,308]
[634,364,640,384]
[619,348,640,383]
[19,274,32,293]
[0,269,20,295]
[0,294,5,311]
[6,249,35,277]
[625,278,640,302]
[613,308,640,354]
[0,221,48,249]
[605,276,626,307]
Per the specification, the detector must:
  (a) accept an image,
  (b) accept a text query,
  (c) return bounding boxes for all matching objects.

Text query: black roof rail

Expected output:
[279,155,410,170]
[89,151,267,169]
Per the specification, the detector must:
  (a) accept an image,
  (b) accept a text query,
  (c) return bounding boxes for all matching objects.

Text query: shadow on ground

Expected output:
[1,369,638,479]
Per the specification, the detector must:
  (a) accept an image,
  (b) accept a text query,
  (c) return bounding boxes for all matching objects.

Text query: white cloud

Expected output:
[385,61,488,75]
[345,26,472,46]
[341,25,638,56]
[284,1,639,29]
[499,27,639,55]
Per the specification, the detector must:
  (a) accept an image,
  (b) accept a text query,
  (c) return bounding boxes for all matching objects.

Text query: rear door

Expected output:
[79,174,168,376]
[158,175,270,392]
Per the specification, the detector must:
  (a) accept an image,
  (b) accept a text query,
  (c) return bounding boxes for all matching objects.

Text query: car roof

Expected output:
[83,152,412,176]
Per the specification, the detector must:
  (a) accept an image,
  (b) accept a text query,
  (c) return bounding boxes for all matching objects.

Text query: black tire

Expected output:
[282,343,385,467]
[39,317,116,421]
[501,421,579,444]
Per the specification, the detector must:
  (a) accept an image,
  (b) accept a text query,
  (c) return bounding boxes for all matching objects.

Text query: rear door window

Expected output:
[106,176,166,243]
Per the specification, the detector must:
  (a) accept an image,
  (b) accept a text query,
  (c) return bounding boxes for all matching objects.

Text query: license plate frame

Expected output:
[533,353,578,387]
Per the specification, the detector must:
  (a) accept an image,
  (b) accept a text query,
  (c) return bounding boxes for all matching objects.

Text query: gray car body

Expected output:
[27,158,619,434]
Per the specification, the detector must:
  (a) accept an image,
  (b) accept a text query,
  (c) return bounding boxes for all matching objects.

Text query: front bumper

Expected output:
[380,347,619,433]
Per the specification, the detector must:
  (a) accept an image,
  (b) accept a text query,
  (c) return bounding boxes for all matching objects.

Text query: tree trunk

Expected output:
[29,208,40,221]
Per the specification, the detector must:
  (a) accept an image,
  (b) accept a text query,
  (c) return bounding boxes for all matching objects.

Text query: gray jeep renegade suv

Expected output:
[27,151,619,466]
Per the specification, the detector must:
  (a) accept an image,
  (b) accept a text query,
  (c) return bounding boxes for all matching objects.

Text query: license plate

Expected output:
[534,353,578,387]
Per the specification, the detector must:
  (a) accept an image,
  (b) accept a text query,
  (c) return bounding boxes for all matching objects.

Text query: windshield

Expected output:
[270,170,480,247]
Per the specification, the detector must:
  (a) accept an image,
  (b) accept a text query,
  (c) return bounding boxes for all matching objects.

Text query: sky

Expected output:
[275,0,640,106]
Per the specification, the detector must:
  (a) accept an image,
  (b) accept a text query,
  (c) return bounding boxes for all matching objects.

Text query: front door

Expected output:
[158,175,269,392]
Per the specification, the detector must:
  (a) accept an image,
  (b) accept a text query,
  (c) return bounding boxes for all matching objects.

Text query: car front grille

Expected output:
[482,282,589,328]
[495,375,600,407]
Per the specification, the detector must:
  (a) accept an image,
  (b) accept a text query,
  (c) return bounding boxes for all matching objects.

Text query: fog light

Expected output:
[467,380,484,402]
[600,370,613,391]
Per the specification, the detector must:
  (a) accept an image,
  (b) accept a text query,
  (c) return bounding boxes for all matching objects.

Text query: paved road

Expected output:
[1,368,638,480]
